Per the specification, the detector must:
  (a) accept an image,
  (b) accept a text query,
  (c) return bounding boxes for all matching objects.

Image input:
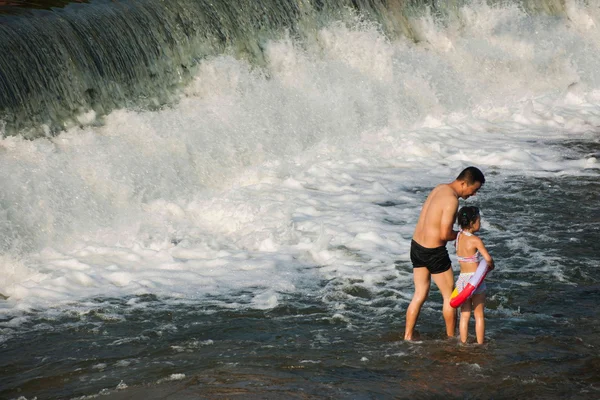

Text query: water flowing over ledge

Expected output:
[0,0,579,137]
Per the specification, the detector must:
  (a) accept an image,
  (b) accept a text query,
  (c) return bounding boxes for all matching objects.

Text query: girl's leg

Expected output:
[459,301,472,343]
[472,294,486,344]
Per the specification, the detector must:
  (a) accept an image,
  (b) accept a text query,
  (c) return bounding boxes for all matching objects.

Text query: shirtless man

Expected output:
[404,166,485,340]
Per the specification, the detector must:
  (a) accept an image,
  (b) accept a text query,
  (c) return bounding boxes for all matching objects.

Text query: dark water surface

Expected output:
[0,1,87,14]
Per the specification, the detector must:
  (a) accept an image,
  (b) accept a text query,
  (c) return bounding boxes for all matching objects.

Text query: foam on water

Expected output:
[1,3,600,327]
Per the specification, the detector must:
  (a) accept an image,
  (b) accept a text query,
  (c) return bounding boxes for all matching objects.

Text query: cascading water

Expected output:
[0,0,419,137]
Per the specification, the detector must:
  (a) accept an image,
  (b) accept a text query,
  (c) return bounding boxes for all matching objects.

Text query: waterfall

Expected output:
[0,0,571,138]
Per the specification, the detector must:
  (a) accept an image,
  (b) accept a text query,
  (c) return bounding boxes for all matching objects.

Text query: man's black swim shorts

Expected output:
[410,239,451,274]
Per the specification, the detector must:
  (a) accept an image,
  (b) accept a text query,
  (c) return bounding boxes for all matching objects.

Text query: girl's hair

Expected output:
[457,206,480,229]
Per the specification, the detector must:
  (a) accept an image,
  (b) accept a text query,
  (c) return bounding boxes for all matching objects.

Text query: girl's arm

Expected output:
[474,237,494,270]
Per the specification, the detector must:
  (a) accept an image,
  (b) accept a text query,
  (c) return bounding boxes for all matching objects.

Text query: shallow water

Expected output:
[2,167,599,399]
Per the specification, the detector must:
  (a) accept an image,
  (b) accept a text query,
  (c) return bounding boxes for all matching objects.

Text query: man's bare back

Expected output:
[413,184,460,248]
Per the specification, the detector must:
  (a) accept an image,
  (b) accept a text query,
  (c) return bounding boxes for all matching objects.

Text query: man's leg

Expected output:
[404,267,430,340]
[431,268,456,337]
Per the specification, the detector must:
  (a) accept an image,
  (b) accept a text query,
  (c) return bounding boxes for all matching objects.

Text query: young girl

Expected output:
[455,206,494,344]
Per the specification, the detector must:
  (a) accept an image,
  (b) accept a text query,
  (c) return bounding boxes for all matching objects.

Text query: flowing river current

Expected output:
[1,1,599,399]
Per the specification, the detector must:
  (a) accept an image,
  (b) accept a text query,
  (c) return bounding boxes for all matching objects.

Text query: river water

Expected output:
[1,1,599,399]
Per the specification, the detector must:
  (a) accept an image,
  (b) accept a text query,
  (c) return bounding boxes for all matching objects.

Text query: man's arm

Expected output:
[439,198,459,242]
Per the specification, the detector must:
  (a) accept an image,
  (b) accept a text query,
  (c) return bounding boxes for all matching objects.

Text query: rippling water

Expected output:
[2,156,599,399]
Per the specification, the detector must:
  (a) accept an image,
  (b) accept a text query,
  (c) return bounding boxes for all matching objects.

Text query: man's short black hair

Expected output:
[457,166,485,186]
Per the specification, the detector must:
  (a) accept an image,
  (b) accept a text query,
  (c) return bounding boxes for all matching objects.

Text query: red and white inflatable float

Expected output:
[450,259,489,308]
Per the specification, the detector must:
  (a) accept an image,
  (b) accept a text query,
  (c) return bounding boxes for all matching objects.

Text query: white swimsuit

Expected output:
[455,230,486,294]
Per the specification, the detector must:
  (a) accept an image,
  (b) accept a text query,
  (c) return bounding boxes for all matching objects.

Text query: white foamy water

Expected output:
[0,2,599,324]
